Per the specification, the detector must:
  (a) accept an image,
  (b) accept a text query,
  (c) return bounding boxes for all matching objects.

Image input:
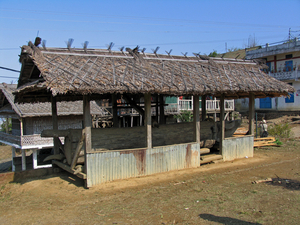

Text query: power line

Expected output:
[0,76,19,79]
[0,8,297,29]
[0,66,20,73]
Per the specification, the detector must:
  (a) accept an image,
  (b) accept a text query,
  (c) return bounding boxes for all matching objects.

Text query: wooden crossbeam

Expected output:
[123,94,145,116]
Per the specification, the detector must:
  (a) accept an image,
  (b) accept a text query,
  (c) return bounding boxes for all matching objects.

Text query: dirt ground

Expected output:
[0,117,299,224]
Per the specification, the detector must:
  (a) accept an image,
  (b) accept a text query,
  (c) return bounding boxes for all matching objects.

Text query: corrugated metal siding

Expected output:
[87,143,200,187]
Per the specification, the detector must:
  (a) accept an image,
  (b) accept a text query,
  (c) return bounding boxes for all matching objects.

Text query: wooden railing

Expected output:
[116,98,235,116]
[165,99,235,114]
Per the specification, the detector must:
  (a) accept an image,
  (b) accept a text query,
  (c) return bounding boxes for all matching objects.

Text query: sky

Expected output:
[0,0,299,84]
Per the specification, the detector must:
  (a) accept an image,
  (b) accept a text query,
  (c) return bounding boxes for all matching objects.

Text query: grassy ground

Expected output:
[0,139,299,224]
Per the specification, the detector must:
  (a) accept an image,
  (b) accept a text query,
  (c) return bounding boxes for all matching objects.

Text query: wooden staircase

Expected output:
[200,148,223,165]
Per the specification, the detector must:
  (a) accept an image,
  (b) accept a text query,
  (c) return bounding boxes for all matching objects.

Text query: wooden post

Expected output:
[5,118,9,133]
[83,95,91,188]
[83,95,92,154]
[21,149,26,171]
[51,96,59,155]
[155,94,159,123]
[144,93,152,149]
[112,94,118,128]
[20,118,23,136]
[202,95,207,121]
[33,149,38,169]
[220,94,225,155]
[11,147,15,172]
[193,95,200,143]
[159,95,165,124]
[249,93,255,135]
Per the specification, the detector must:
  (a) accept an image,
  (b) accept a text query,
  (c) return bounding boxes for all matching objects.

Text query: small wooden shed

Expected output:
[13,40,295,187]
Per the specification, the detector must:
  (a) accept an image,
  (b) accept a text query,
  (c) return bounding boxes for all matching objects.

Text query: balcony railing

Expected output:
[269,70,300,81]
[116,99,235,116]
[0,132,64,149]
[165,99,234,114]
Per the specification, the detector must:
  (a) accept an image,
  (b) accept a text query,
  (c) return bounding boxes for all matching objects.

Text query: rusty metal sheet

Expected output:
[86,143,200,187]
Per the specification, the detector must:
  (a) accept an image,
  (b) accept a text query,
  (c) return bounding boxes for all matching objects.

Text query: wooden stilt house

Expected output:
[0,83,111,171]
[13,40,295,187]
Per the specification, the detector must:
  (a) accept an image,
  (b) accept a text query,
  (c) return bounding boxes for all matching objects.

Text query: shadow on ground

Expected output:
[0,159,12,173]
[8,169,85,188]
[199,214,262,225]
[266,177,300,191]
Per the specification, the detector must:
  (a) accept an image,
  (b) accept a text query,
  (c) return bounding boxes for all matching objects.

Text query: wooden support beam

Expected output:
[41,129,70,137]
[219,94,225,155]
[202,96,207,121]
[51,96,59,155]
[193,95,200,143]
[159,95,165,124]
[112,94,118,128]
[83,95,91,187]
[70,129,86,170]
[249,93,255,135]
[144,93,152,149]
[155,94,159,123]
[56,137,65,154]
[83,95,92,154]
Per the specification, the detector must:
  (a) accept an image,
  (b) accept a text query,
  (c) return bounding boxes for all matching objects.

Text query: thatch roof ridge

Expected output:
[15,43,295,102]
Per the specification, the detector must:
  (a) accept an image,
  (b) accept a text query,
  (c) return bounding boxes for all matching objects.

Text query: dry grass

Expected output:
[0,140,300,224]
[0,145,11,161]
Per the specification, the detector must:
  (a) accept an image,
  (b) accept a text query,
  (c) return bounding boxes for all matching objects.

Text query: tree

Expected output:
[227,47,242,52]
[0,118,12,133]
[208,50,218,57]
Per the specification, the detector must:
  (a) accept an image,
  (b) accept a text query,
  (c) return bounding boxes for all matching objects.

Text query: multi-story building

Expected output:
[236,38,300,113]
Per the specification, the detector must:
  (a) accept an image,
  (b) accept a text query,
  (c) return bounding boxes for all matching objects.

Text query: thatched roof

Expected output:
[0,83,110,118]
[14,42,295,103]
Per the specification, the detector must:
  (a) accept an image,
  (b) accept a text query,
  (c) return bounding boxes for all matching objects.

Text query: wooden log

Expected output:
[200,148,210,154]
[64,135,72,165]
[200,154,223,164]
[70,129,86,169]
[52,160,86,179]
[43,154,65,162]
[254,137,277,147]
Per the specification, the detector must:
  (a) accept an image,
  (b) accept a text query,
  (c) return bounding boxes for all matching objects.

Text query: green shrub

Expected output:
[268,123,292,138]
[174,110,193,122]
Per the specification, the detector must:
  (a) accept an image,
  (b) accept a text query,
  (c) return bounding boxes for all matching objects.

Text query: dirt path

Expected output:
[0,140,300,225]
